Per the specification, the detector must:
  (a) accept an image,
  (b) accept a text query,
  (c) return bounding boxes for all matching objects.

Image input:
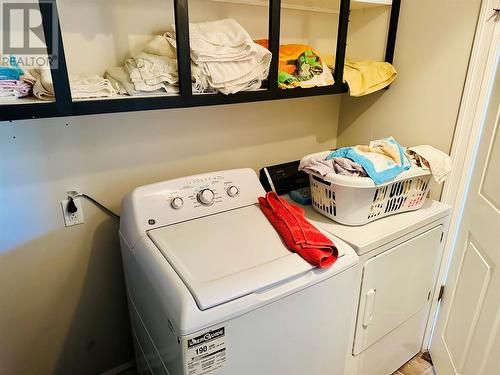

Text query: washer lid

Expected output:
[148,204,344,310]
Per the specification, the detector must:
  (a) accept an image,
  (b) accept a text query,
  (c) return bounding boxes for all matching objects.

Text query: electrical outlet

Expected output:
[61,198,84,227]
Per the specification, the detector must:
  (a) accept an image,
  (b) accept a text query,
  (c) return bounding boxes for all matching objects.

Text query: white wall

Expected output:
[338,0,481,199]
[0,96,339,375]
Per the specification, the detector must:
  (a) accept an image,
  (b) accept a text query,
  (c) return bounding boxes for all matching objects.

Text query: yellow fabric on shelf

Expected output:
[321,55,397,96]
[344,59,397,96]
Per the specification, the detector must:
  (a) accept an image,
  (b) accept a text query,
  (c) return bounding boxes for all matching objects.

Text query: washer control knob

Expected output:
[227,185,239,197]
[197,189,215,206]
[170,197,184,209]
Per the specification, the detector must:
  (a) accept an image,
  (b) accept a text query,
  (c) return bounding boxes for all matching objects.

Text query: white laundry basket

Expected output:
[305,155,432,226]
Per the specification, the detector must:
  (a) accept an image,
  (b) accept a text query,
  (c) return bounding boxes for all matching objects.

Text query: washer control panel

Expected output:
[165,174,242,212]
[122,168,266,245]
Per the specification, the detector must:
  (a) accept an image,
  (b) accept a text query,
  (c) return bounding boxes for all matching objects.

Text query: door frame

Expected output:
[422,0,500,350]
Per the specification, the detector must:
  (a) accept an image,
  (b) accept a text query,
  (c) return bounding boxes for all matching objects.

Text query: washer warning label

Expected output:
[184,326,227,375]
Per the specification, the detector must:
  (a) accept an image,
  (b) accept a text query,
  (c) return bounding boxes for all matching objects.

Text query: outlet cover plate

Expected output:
[61,199,84,227]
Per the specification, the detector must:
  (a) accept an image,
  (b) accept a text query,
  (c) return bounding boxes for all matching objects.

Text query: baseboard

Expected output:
[101,360,135,375]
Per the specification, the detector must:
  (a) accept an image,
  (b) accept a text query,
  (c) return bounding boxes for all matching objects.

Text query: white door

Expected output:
[430,15,500,375]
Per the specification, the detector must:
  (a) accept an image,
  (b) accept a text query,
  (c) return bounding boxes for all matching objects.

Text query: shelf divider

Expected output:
[174,0,193,97]
[385,0,401,64]
[333,0,350,90]
[38,0,72,116]
[268,0,281,92]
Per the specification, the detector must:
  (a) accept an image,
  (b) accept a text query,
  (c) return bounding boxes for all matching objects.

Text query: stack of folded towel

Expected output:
[166,18,271,95]
[259,192,338,268]
[106,35,180,96]
[27,69,117,100]
[255,40,334,89]
[0,64,32,100]
[300,137,452,185]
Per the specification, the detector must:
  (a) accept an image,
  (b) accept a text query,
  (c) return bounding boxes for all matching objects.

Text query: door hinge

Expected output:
[440,232,444,243]
[438,285,445,301]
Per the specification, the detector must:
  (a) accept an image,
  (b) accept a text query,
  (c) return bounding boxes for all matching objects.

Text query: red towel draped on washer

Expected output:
[258,192,338,268]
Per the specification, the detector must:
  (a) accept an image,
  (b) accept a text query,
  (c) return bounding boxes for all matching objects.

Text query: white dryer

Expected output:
[301,200,451,375]
[119,169,359,375]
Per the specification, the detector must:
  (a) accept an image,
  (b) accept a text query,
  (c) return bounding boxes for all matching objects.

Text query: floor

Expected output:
[122,353,435,375]
[393,353,435,375]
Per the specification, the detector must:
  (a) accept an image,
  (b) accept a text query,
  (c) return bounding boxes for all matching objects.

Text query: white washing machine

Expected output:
[300,199,451,375]
[119,168,359,375]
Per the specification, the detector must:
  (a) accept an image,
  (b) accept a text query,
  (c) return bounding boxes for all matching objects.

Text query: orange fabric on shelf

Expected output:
[255,39,319,75]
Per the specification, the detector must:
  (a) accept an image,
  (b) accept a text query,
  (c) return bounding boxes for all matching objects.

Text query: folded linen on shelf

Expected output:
[202,43,270,94]
[255,40,334,89]
[125,52,179,94]
[321,55,397,96]
[70,75,118,99]
[29,69,117,100]
[0,65,24,81]
[29,69,55,100]
[0,80,31,99]
[143,35,177,59]
[184,18,256,63]
[327,137,411,185]
[167,19,271,95]
[299,152,367,177]
[106,66,137,96]
[191,62,215,94]
[344,59,397,96]
[105,35,180,96]
[258,192,338,268]
[407,145,452,183]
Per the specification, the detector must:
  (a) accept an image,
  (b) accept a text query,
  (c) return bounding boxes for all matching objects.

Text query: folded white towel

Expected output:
[172,18,256,63]
[166,19,271,95]
[125,52,179,94]
[106,66,136,95]
[70,75,118,99]
[407,145,452,183]
[29,69,117,100]
[205,43,271,84]
[204,43,271,94]
[143,35,177,59]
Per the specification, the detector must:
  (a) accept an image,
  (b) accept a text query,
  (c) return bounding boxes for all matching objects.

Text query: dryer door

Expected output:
[353,225,443,355]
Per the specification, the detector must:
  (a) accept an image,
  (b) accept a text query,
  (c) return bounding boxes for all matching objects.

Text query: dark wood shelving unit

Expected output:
[0,0,401,122]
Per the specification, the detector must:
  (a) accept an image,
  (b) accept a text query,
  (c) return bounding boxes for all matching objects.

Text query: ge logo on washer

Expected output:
[184,326,227,375]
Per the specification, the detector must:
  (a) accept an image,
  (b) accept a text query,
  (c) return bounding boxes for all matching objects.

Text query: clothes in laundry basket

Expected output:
[327,137,411,185]
[407,145,452,183]
[299,154,367,177]
[258,192,338,268]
